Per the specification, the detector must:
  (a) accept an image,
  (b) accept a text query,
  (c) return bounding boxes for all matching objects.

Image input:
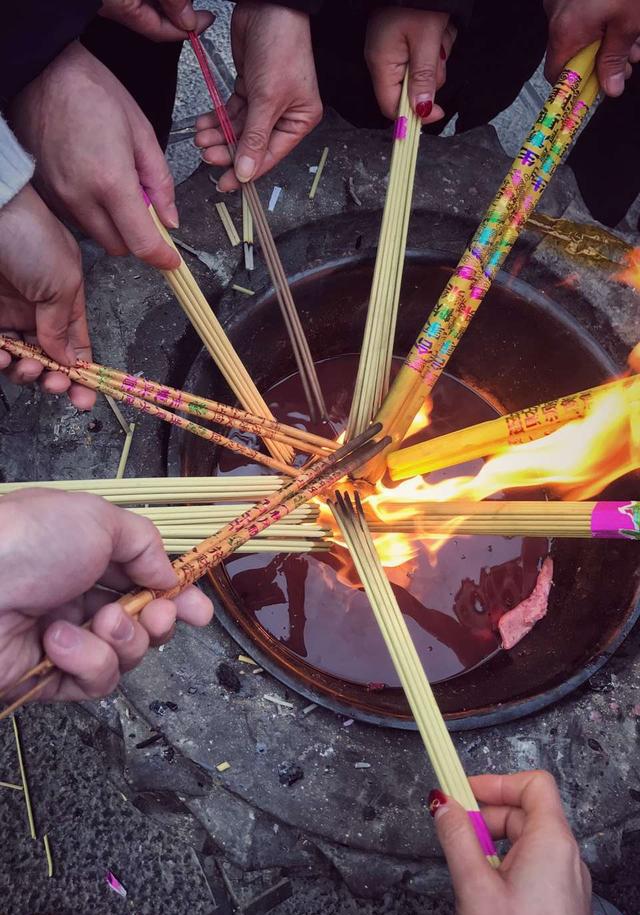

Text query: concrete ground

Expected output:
[2,6,640,915]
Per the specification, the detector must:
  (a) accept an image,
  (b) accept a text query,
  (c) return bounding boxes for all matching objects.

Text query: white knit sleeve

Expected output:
[0,115,34,208]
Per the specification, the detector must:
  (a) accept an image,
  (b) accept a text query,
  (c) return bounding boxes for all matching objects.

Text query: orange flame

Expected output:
[616,248,640,291]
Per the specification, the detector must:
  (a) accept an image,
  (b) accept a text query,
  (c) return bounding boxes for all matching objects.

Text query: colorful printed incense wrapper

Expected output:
[591,502,640,539]
[393,116,408,140]
[468,811,499,859]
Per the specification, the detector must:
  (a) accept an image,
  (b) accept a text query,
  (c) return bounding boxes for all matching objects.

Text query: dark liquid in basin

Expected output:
[217,355,548,686]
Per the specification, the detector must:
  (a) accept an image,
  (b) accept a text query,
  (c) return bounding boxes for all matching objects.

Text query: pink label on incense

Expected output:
[591,501,640,540]
[467,811,498,857]
[394,116,408,140]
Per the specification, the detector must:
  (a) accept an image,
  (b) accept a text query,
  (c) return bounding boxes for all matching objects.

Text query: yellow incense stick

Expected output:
[215,201,241,246]
[12,716,36,839]
[309,146,329,200]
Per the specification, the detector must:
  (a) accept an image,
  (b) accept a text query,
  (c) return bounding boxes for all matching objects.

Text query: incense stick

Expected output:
[0,476,287,504]
[309,146,329,200]
[215,201,240,246]
[331,492,499,866]
[12,716,36,839]
[188,31,327,423]
[346,76,421,440]
[368,45,600,481]
[0,426,387,716]
[0,336,298,477]
[115,423,135,479]
[388,375,640,480]
[242,188,254,270]
[145,200,293,465]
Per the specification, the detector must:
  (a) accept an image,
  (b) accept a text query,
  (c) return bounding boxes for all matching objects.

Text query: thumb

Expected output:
[598,23,635,97]
[407,20,446,123]
[234,98,278,183]
[430,791,498,900]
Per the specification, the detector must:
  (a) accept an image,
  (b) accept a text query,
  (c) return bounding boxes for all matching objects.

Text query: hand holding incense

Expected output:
[0,425,388,719]
[331,491,499,867]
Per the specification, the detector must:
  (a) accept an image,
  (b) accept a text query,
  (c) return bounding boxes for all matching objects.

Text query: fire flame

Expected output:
[616,248,640,292]
[324,368,640,575]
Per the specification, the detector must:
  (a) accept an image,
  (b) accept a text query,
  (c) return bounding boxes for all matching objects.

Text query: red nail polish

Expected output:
[440,45,446,60]
[416,99,433,119]
[428,788,448,816]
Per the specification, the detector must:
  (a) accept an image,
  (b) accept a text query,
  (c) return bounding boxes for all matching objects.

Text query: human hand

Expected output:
[430,770,591,915]
[99,0,214,41]
[365,8,457,123]
[544,0,640,97]
[0,184,95,410]
[10,41,181,270]
[0,489,213,704]
[194,1,322,192]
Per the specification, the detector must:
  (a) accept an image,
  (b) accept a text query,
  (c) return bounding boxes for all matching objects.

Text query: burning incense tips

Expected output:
[331,492,499,867]
[215,201,241,246]
[388,375,640,480]
[309,147,329,200]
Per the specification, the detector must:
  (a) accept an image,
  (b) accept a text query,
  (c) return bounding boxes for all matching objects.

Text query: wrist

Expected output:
[0,496,30,613]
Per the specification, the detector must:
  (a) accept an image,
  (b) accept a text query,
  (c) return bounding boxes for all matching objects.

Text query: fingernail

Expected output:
[167,204,180,229]
[440,45,446,60]
[111,611,135,642]
[605,72,625,97]
[51,622,80,650]
[415,97,433,120]
[428,788,448,817]
[235,155,256,183]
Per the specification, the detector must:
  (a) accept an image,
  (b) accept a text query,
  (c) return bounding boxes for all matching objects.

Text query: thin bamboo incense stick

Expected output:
[215,201,241,246]
[188,31,327,423]
[0,337,297,477]
[309,146,329,200]
[331,492,499,867]
[12,716,37,839]
[115,423,135,479]
[388,374,640,480]
[0,476,286,504]
[242,188,254,270]
[104,393,130,435]
[346,76,420,439]
[368,45,600,481]
[43,834,53,877]
[145,199,293,464]
[0,426,387,714]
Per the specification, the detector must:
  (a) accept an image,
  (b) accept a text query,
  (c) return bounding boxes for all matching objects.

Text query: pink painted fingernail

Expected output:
[416,98,433,120]
[51,622,80,650]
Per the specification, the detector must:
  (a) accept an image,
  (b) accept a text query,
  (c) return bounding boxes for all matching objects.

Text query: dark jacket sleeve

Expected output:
[0,0,101,106]
[368,0,474,27]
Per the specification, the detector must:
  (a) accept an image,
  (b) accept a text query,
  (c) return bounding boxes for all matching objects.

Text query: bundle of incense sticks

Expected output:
[331,492,500,867]
[367,43,601,482]
[0,476,284,504]
[362,500,640,539]
[144,199,292,464]
[0,425,388,719]
[346,76,421,440]
[0,337,338,477]
[388,375,640,480]
[189,32,327,422]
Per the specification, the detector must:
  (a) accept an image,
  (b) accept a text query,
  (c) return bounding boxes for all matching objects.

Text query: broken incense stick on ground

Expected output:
[116,423,136,479]
[215,201,240,246]
[309,147,329,199]
[242,188,254,270]
[43,834,53,878]
[104,394,130,435]
[12,715,36,839]
[232,284,255,296]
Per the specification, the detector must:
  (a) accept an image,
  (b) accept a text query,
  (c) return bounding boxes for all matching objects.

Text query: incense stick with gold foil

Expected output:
[346,76,421,439]
[389,374,639,480]
[369,46,600,481]
[331,492,500,867]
